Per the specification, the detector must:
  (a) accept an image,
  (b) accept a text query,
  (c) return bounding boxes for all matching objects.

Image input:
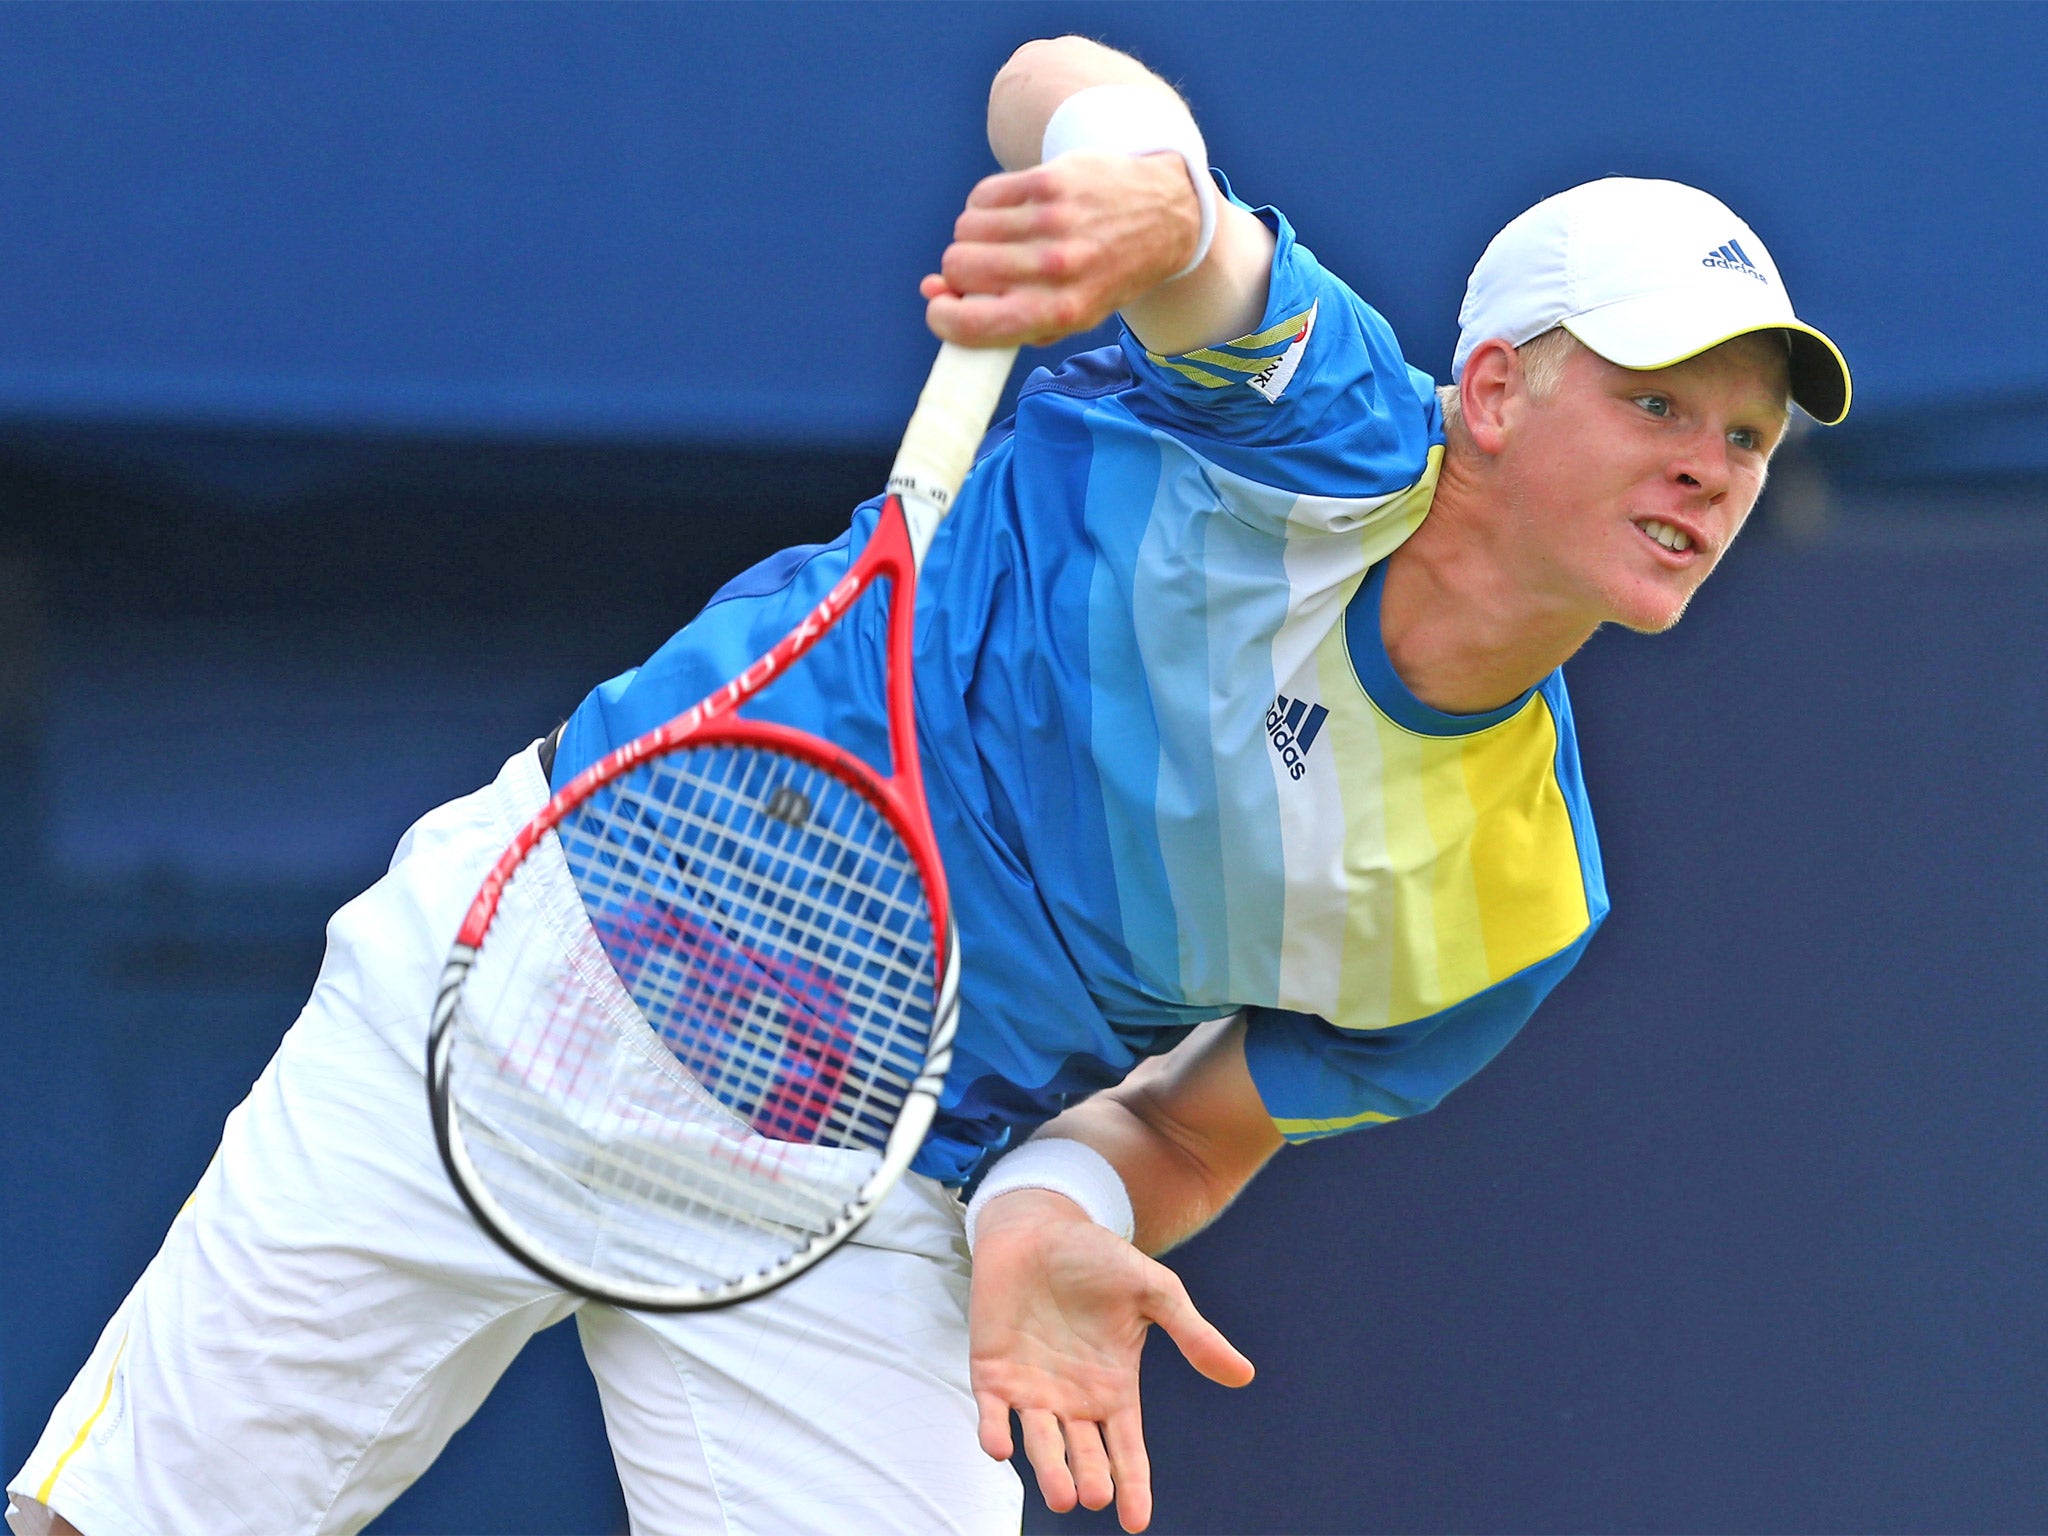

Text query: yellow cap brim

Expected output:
[1565,305,1852,426]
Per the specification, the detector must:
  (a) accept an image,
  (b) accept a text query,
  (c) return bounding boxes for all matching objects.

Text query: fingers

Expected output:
[963,166,1048,210]
[923,214,1097,343]
[925,288,1091,349]
[940,235,1077,297]
[924,235,1108,346]
[920,161,1130,347]
[974,1390,1014,1462]
[1065,1418,1116,1512]
[954,201,1054,246]
[1148,1268,1257,1388]
[925,291,1020,347]
[1106,1410,1155,1534]
[1019,1408,1075,1512]
[1013,1409,1124,1522]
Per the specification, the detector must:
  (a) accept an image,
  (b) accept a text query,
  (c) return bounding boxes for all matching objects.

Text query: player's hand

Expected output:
[967,1189,1255,1533]
[921,152,1202,348]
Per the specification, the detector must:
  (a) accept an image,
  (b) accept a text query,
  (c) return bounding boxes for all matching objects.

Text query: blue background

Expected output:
[3,5,2044,1532]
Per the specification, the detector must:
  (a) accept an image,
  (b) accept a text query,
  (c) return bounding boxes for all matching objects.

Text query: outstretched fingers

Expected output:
[965,1198,1243,1533]
[1009,1408,1126,1523]
[975,1388,1015,1462]
[1019,1408,1076,1511]
[1064,1417,1116,1511]
[979,1388,1132,1523]
[1105,1409,1155,1534]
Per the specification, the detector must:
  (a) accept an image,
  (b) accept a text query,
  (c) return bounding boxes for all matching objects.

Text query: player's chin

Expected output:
[1605,573,1704,635]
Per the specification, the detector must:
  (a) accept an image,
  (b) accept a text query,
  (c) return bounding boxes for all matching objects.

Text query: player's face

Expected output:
[1511,335,1790,633]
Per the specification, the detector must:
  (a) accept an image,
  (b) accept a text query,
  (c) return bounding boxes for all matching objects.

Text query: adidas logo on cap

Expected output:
[1453,179,1849,423]
[1701,238,1768,283]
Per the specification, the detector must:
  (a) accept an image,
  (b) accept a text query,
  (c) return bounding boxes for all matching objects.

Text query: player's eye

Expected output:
[1728,427,1762,452]
[1633,395,1671,418]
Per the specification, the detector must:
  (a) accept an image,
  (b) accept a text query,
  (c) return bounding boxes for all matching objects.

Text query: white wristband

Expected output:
[1040,83,1217,281]
[963,1138,1136,1253]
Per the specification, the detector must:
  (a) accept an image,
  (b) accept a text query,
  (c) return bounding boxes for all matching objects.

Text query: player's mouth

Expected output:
[1633,517,1706,564]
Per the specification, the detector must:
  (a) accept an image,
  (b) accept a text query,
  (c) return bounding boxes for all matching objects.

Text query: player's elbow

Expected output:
[999,36,1080,74]
[1020,36,1180,99]
[991,36,1097,120]
[989,38,1181,168]
[998,36,1124,84]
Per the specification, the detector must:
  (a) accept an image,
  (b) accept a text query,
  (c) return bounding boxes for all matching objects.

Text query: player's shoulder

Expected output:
[1147,192,1401,366]
[976,184,1442,536]
[1013,344,1138,410]
[1105,184,1442,498]
[1011,183,1416,404]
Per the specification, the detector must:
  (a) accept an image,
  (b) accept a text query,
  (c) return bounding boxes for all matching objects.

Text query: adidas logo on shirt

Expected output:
[1701,238,1768,283]
[1265,693,1329,781]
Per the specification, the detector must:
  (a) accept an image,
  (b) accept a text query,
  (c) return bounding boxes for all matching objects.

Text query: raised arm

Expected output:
[922,37,1275,357]
[967,1016,1282,1532]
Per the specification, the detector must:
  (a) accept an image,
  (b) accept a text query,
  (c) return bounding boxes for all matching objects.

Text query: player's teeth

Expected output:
[1641,520,1691,552]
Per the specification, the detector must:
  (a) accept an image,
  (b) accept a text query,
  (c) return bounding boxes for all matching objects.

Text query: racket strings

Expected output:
[595,772,929,1001]
[441,740,940,1294]
[456,1043,843,1233]
[562,747,934,1147]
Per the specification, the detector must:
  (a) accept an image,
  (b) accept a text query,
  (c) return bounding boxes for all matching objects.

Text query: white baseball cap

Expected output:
[1452,177,1851,425]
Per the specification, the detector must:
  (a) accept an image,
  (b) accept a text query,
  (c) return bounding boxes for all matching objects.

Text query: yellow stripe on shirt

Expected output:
[1179,347,1281,375]
[1461,694,1592,980]
[37,1333,128,1503]
[1271,1106,1400,1137]
[1144,307,1319,387]
[1375,695,1589,1027]
[1148,356,1237,389]
[1224,306,1318,352]
[1309,604,1589,1034]
[1417,726,1498,1015]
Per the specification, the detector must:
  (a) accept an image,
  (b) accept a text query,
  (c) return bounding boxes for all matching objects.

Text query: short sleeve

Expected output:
[1242,925,1599,1142]
[1115,175,1443,501]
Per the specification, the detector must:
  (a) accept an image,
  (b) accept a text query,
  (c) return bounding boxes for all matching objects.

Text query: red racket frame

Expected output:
[428,491,959,1310]
[455,491,948,962]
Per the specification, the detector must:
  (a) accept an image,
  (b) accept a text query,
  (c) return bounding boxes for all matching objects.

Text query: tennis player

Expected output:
[10,34,1848,1536]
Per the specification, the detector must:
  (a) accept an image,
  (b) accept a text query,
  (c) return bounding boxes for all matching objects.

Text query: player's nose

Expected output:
[1669,426,1733,503]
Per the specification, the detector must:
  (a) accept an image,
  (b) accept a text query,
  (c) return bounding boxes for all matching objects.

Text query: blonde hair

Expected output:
[1438,326,1580,431]
[1439,327,1793,432]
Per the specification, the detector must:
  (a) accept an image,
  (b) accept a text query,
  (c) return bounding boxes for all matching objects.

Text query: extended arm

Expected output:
[922,37,1276,357]
[936,38,1291,1535]
[968,1016,1283,1532]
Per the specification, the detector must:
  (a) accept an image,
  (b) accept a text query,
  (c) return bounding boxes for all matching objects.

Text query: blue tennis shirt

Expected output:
[554,195,1608,1185]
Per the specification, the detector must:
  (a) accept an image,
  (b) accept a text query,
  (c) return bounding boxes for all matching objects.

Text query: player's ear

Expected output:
[1456,338,1519,456]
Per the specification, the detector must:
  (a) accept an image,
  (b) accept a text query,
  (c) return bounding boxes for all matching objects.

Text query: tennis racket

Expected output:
[427,340,1017,1311]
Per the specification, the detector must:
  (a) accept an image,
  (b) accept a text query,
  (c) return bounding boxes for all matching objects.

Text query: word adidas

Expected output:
[1701,238,1767,283]
[1265,694,1329,781]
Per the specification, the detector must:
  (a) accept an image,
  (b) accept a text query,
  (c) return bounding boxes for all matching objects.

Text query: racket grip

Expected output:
[889,342,1019,558]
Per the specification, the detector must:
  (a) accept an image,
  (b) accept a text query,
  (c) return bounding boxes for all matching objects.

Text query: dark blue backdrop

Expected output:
[0,4,2044,459]
[2,5,2044,1533]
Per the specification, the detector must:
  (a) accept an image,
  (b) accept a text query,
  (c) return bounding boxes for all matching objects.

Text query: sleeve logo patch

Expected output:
[1246,300,1318,404]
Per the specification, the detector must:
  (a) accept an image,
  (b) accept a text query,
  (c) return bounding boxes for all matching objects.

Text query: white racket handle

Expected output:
[888,342,1019,562]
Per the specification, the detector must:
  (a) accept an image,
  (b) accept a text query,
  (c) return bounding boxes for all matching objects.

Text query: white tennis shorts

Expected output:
[6,744,1022,1536]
